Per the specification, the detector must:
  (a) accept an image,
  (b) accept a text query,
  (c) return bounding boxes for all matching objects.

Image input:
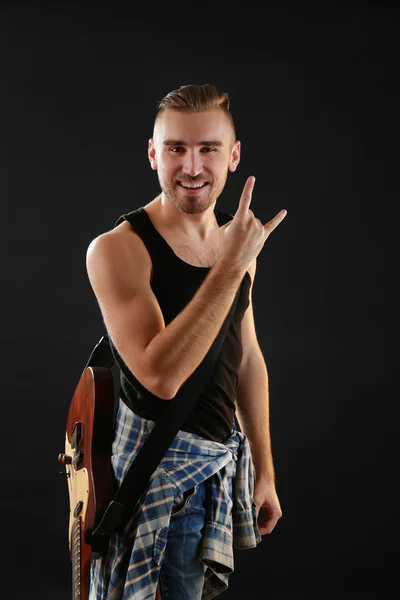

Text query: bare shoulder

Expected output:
[84,217,166,398]
[86,219,147,259]
[86,219,152,287]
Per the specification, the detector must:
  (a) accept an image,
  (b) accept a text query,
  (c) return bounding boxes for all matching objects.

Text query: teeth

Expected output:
[180,182,206,189]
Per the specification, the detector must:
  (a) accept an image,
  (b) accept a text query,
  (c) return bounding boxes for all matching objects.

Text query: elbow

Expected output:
[148,379,175,401]
[110,338,176,400]
[143,368,177,401]
[155,387,176,401]
[143,346,181,400]
[136,344,181,401]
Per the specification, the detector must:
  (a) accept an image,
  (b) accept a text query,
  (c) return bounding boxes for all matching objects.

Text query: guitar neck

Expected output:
[72,518,83,600]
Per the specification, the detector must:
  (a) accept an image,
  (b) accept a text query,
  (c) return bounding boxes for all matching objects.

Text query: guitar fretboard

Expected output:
[72,518,81,600]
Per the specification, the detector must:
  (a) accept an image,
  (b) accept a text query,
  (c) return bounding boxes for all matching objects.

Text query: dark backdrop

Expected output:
[1,2,397,599]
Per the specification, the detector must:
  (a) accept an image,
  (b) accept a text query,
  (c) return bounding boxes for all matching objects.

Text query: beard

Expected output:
[157,171,229,215]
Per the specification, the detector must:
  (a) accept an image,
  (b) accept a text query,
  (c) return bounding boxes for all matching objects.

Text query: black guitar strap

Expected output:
[83,335,121,428]
[84,286,241,549]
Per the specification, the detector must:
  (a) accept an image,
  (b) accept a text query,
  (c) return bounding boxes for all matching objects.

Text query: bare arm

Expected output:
[235,257,276,482]
[86,226,245,400]
[235,256,283,535]
[86,177,286,401]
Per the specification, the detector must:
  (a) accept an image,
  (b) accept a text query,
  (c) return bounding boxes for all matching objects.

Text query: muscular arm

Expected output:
[235,262,283,534]
[236,257,276,483]
[86,225,247,401]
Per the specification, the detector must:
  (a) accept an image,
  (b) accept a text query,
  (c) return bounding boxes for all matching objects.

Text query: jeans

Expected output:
[158,480,207,600]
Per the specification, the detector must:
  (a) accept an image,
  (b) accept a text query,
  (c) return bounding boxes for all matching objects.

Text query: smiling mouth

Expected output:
[177,182,209,190]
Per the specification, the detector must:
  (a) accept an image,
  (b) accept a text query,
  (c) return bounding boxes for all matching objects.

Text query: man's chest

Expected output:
[172,239,220,267]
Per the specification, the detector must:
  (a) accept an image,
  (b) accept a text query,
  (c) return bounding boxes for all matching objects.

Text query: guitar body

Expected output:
[59,366,117,600]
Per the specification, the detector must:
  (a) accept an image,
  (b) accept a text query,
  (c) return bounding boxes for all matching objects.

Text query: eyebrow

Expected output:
[163,139,224,147]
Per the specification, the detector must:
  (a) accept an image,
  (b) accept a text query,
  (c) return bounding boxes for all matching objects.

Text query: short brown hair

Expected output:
[154,83,236,141]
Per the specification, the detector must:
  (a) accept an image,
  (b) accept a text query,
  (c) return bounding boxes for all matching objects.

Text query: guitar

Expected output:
[58,365,117,600]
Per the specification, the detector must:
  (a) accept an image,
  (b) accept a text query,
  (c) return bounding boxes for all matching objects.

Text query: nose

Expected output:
[181,149,203,178]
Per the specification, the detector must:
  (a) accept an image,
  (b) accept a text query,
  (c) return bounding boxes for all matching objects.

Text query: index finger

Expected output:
[237,176,256,215]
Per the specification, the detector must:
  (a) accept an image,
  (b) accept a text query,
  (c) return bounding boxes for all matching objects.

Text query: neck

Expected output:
[154,193,219,240]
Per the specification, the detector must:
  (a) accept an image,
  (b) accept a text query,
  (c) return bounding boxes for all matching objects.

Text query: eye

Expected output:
[170,147,184,152]
[201,147,217,153]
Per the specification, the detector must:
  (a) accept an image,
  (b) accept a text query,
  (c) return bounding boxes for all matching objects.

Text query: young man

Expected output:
[86,84,286,599]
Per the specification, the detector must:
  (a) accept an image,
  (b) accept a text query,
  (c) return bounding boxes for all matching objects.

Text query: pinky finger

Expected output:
[264,209,287,237]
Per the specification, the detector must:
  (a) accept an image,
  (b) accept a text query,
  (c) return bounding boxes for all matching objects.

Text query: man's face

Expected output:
[148,109,240,215]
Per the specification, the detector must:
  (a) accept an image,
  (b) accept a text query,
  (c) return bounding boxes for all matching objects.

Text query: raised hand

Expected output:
[217,176,287,272]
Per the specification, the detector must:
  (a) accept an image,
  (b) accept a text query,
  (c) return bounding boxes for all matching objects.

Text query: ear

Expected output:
[228,140,241,172]
[148,138,157,170]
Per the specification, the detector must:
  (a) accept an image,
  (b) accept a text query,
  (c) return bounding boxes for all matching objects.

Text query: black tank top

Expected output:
[110,206,251,443]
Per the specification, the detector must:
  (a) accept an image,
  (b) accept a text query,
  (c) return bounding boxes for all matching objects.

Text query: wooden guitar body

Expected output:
[58,366,117,600]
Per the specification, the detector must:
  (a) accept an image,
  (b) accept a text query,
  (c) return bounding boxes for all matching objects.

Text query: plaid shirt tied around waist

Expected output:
[89,399,262,600]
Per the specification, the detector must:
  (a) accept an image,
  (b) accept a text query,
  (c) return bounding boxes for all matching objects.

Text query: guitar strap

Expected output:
[84,285,241,551]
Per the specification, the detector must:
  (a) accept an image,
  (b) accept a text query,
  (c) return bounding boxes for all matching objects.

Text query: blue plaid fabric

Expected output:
[89,399,262,600]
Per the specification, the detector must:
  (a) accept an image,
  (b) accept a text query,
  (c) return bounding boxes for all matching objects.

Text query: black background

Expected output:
[1,1,398,598]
